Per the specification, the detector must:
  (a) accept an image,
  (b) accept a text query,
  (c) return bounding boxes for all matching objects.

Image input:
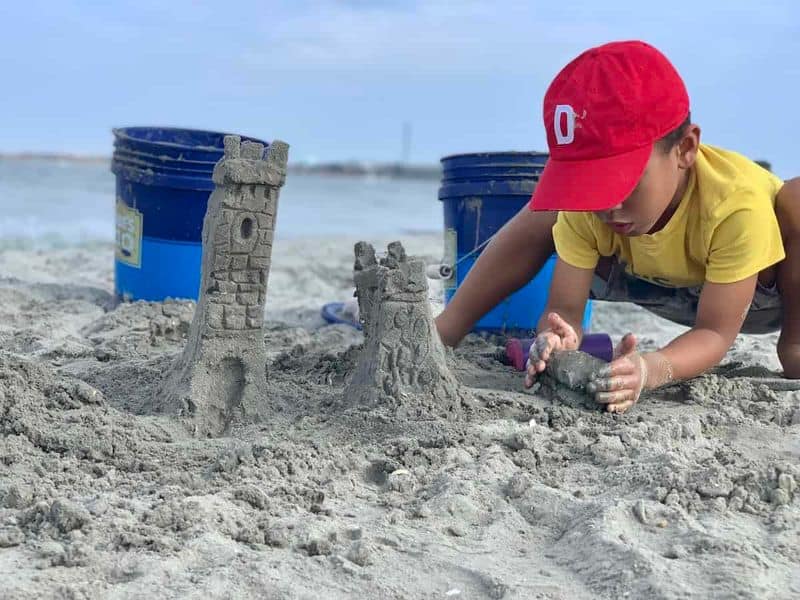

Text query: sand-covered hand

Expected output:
[525,312,580,388]
[587,333,646,413]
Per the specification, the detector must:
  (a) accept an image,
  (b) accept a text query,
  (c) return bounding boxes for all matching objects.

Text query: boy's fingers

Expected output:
[531,334,558,363]
[587,374,639,393]
[613,332,638,359]
[594,389,636,404]
[525,361,541,388]
[554,314,580,347]
[547,312,565,332]
[548,313,575,340]
[622,332,638,349]
[607,398,636,414]
[538,346,552,363]
[595,359,637,379]
[525,363,547,385]
[529,335,548,360]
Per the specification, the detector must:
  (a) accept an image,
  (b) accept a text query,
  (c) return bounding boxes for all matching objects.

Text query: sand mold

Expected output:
[0,244,798,599]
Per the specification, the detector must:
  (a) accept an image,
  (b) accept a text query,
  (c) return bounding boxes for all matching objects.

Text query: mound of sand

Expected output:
[1,238,798,599]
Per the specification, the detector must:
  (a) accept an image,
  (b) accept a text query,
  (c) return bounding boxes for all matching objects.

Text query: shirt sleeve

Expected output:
[705,194,785,284]
[552,211,601,270]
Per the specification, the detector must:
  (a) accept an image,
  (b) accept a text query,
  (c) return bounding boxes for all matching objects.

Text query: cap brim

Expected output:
[529,143,652,212]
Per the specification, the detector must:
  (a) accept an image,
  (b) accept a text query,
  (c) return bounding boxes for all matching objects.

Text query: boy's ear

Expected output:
[678,124,701,169]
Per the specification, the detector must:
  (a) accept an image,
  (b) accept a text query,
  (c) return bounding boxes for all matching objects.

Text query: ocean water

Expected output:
[0,159,443,248]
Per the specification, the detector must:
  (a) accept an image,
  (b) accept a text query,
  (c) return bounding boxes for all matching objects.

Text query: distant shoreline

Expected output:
[0,152,442,181]
[289,162,440,180]
[0,152,110,164]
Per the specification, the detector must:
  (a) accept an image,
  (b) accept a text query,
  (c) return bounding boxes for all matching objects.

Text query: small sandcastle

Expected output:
[157,136,289,436]
[343,241,464,418]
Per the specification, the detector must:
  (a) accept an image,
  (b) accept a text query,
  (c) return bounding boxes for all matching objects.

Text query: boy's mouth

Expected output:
[609,222,634,235]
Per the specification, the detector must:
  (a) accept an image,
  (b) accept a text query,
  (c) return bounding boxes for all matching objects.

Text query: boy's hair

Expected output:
[755,160,772,172]
[657,113,692,153]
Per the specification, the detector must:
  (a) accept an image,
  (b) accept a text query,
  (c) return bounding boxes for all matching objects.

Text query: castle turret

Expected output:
[157,136,289,436]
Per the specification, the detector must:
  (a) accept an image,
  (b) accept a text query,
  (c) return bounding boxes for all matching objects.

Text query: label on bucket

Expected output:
[116,201,143,268]
[443,228,457,290]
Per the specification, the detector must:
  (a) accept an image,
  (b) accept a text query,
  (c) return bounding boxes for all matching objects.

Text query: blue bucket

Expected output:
[439,151,593,334]
[111,127,269,302]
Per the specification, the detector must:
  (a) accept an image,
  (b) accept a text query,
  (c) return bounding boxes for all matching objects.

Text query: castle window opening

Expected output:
[240,217,254,240]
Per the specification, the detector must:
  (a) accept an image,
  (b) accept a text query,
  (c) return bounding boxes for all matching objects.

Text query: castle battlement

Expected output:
[212,135,289,187]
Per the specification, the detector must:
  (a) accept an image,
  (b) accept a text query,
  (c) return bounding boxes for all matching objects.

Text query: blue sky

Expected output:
[1,0,798,176]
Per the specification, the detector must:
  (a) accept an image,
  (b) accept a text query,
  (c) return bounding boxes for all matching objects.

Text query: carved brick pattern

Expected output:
[230,255,248,270]
[157,136,290,437]
[346,242,463,414]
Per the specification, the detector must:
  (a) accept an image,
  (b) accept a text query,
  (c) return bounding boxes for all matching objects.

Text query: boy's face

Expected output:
[594,125,700,236]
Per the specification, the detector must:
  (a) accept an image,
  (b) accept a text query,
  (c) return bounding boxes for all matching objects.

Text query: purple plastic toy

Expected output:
[505,333,613,371]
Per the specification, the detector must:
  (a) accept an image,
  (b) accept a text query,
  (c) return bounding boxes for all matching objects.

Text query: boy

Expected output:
[435,40,800,414]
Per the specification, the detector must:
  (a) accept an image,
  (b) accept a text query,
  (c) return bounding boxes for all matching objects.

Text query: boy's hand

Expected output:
[587,333,646,413]
[524,312,580,388]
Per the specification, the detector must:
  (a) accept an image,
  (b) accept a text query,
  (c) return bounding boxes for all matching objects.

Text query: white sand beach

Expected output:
[0,235,798,599]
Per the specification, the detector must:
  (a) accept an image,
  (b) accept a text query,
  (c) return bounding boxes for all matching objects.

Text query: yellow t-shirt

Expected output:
[552,144,785,287]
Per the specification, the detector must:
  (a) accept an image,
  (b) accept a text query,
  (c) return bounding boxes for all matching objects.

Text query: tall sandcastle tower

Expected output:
[157,136,289,436]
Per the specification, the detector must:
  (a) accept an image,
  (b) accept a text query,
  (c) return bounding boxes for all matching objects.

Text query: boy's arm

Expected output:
[524,258,594,387]
[435,208,558,347]
[536,257,594,339]
[590,275,757,412]
[649,275,757,382]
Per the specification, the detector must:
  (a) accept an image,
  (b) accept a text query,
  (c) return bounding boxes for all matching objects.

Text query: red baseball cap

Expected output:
[529,40,690,212]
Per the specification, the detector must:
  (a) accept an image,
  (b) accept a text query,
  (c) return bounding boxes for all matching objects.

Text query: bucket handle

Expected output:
[428,233,496,280]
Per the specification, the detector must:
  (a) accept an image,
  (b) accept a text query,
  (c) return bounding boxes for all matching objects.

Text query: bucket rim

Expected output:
[111,155,215,175]
[112,147,218,168]
[440,150,549,163]
[112,126,269,152]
